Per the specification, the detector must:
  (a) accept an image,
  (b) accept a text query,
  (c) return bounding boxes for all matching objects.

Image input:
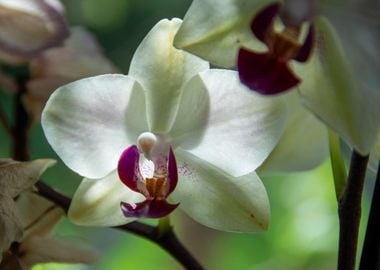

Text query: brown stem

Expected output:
[35,181,204,270]
[12,76,30,161]
[337,150,369,270]
[359,160,380,269]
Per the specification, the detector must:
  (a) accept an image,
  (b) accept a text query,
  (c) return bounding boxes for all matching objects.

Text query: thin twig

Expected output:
[35,181,204,270]
[337,150,369,270]
[12,75,30,161]
[359,160,380,269]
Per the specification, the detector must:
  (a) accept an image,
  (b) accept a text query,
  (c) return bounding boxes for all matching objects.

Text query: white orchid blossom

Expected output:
[42,18,287,232]
[0,0,69,64]
[175,0,380,160]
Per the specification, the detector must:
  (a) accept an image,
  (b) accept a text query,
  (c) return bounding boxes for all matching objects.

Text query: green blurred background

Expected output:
[0,0,376,269]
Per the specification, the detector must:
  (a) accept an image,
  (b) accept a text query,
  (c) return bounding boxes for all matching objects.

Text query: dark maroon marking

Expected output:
[238,48,300,95]
[118,145,141,192]
[294,24,315,62]
[250,2,281,45]
[121,199,179,218]
[167,147,178,195]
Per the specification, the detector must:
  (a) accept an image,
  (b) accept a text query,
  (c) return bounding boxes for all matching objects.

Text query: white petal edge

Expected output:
[178,69,286,177]
[129,18,209,133]
[68,170,144,226]
[171,149,270,233]
[42,74,149,179]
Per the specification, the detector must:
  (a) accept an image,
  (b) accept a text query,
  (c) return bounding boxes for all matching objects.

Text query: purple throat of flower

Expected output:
[117,139,179,219]
[238,2,315,95]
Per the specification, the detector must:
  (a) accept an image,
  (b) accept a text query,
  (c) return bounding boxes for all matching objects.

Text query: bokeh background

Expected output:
[0,0,377,269]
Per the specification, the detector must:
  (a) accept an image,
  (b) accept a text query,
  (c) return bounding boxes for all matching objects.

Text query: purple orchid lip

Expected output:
[118,144,179,218]
[167,147,178,195]
[250,2,281,45]
[294,24,315,62]
[238,2,315,95]
[121,199,179,219]
[238,48,300,95]
[117,145,141,193]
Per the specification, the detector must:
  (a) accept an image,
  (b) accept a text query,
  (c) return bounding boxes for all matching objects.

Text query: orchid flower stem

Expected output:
[328,130,347,200]
[158,216,172,236]
[12,72,205,270]
[35,180,205,270]
[359,160,380,270]
[337,150,369,270]
[12,75,30,161]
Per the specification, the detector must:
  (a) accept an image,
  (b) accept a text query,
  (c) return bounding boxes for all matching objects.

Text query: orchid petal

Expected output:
[296,16,380,155]
[172,149,270,232]
[259,92,329,172]
[168,73,210,150]
[121,199,179,219]
[129,18,209,133]
[0,0,69,61]
[177,69,286,176]
[174,0,276,67]
[68,170,144,226]
[42,74,148,179]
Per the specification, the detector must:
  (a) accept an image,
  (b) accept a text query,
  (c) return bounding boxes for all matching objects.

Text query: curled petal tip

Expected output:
[118,145,141,192]
[238,48,300,95]
[251,2,282,44]
[121,200,179,219]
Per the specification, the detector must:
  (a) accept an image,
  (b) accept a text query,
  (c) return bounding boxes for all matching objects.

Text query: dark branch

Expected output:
[359,160,380,269]
[35,180,204,270]
[12,75,30,161]
[337,150,369,270]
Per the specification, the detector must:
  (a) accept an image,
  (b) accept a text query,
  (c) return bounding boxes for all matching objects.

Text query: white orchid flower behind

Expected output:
[42,18,286,232]
[0,0,69,64]
[24,27,118,121]
[175,0,380,168]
